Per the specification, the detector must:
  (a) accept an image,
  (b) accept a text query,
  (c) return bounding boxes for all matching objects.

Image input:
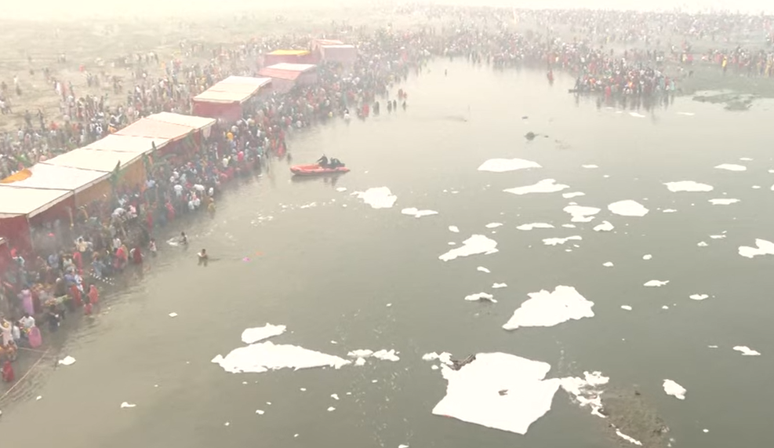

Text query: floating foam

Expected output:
[336,187,347,192]
[347,349,400,362]
[504,179,569,195]
[211,341,350,374]
[715,164,747,172]
[621,305,633,311]
[422,352,453,365]
[663,209,677,213]
[492,283,508,289]
[740,157,753,161]
[738,239,774,258]
[616,429,643,446]
[709,234,726,239]
[644,280,669,287]
[401,208,438,218]
[608,200,649,217]
[502,286,594,330]
[593,221,614,232]
[168,312,178,318]
[629,112,646,118]
[677,112,695,116]
[697,241,708,247]
[543,236,582,246]
[120,402,137,409]
[477,266,491,273]
[448,226,460,233]
[663,380,686,400]
[562,192,585,199]
[439,235,498,261]
[642,254,652,260]
[484,223,503,230]
[256,409,265,415]
[665,181,713,192]
[562,224,577,228]
[689,294,709,301]
[58,356,76,366]
[559,371,609,418]
[465,292,497,303]
[517,223,554,231]
[353,187,397,209]
[733,346,761,356]
[478,158,541,172]
[563,205,600,223]
[431,353,562,435]
[709,198,740,205]
[581,165,599,169]
[603,262,614,267]
[241,324,287,344]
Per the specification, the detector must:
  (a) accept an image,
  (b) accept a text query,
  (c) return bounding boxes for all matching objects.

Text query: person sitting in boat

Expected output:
[329,158,344,168]
[317,155,329,167]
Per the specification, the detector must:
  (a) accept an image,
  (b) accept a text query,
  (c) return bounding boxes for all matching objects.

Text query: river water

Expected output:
[1,61,773,448]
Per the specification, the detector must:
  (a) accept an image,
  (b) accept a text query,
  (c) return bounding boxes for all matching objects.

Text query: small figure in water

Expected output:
[180,232,188,246]
[197,249,208,266]
[317,154,329,167]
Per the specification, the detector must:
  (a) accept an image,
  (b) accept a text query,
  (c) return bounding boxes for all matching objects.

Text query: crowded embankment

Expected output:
[1,5,774,391]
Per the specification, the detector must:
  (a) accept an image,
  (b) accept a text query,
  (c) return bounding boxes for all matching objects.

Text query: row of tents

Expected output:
[0,39,358,255]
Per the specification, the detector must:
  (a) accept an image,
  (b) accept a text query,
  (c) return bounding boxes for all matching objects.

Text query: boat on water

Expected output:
[290,164,350,176]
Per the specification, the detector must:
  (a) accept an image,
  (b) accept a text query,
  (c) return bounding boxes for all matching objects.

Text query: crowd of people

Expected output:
[1,5,774,387]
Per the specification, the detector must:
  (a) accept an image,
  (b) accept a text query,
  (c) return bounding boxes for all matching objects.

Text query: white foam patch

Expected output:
[517,223,554,231]
[608,200,649,217]
[663,209,677,213]
[346,349,400,362]
[740,157,753,161]
[581,164,599,169]
[562,224,577,228]
[621,305,633,311]
[423,352,453,365]
[543,236,582,246]
[504,179,569,195]
[448,226,460,233]
[401,208,438,218]
[120,402,137,409]
[709,198,740,205]
[715,164,747,172]
[697,241,708,247]
[241,324,287,344]
[663,380,687,400]
[644,280,669,287]
[485,222,503,229]
[629,112,646,118]
[478,158,541,172]
[709,234,726,239]
[603,262,614,267]
[168,312,178,318]
[665,181,713,192]
[559,371,609,418]
[492,283,508,289]
[677,112,695,116]
[689,294,709,301]
[562,191,585,199]
[563,205,600,222]
[733,346,761,356]
[465,292,497,303]
[502,286,594,330]
[439,235,498,261]
[431,353,562,435]
[336,187,347,192]
[353,187,397,209]
[477,266,491,273]
[738,239,774,258]
[616,429,643,446]
[593,221,614,232]
[211,341,350,374]
[58,356,76,366]
[642,254,652,260]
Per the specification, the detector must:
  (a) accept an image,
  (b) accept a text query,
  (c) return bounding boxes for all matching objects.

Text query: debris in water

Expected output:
[465,292,496,303]
[58,356,76,366]
[662,380,687,400]
[504,179,569,195]
[503,286,594,330]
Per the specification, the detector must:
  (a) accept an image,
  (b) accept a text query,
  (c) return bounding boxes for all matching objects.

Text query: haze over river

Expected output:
[2,60,773,448]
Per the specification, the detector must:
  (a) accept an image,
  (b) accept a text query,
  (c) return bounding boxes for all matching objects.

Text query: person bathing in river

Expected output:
[197,249,208,266]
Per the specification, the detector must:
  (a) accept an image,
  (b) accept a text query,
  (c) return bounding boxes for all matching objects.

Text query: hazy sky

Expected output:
[4,0,773,20]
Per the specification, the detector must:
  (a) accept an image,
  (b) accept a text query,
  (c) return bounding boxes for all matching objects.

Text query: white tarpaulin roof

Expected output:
[43,148,142,173]
[146,112,216,131]
[83,134,169,154]
[0,184,72,218]
[2,163,108,193]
